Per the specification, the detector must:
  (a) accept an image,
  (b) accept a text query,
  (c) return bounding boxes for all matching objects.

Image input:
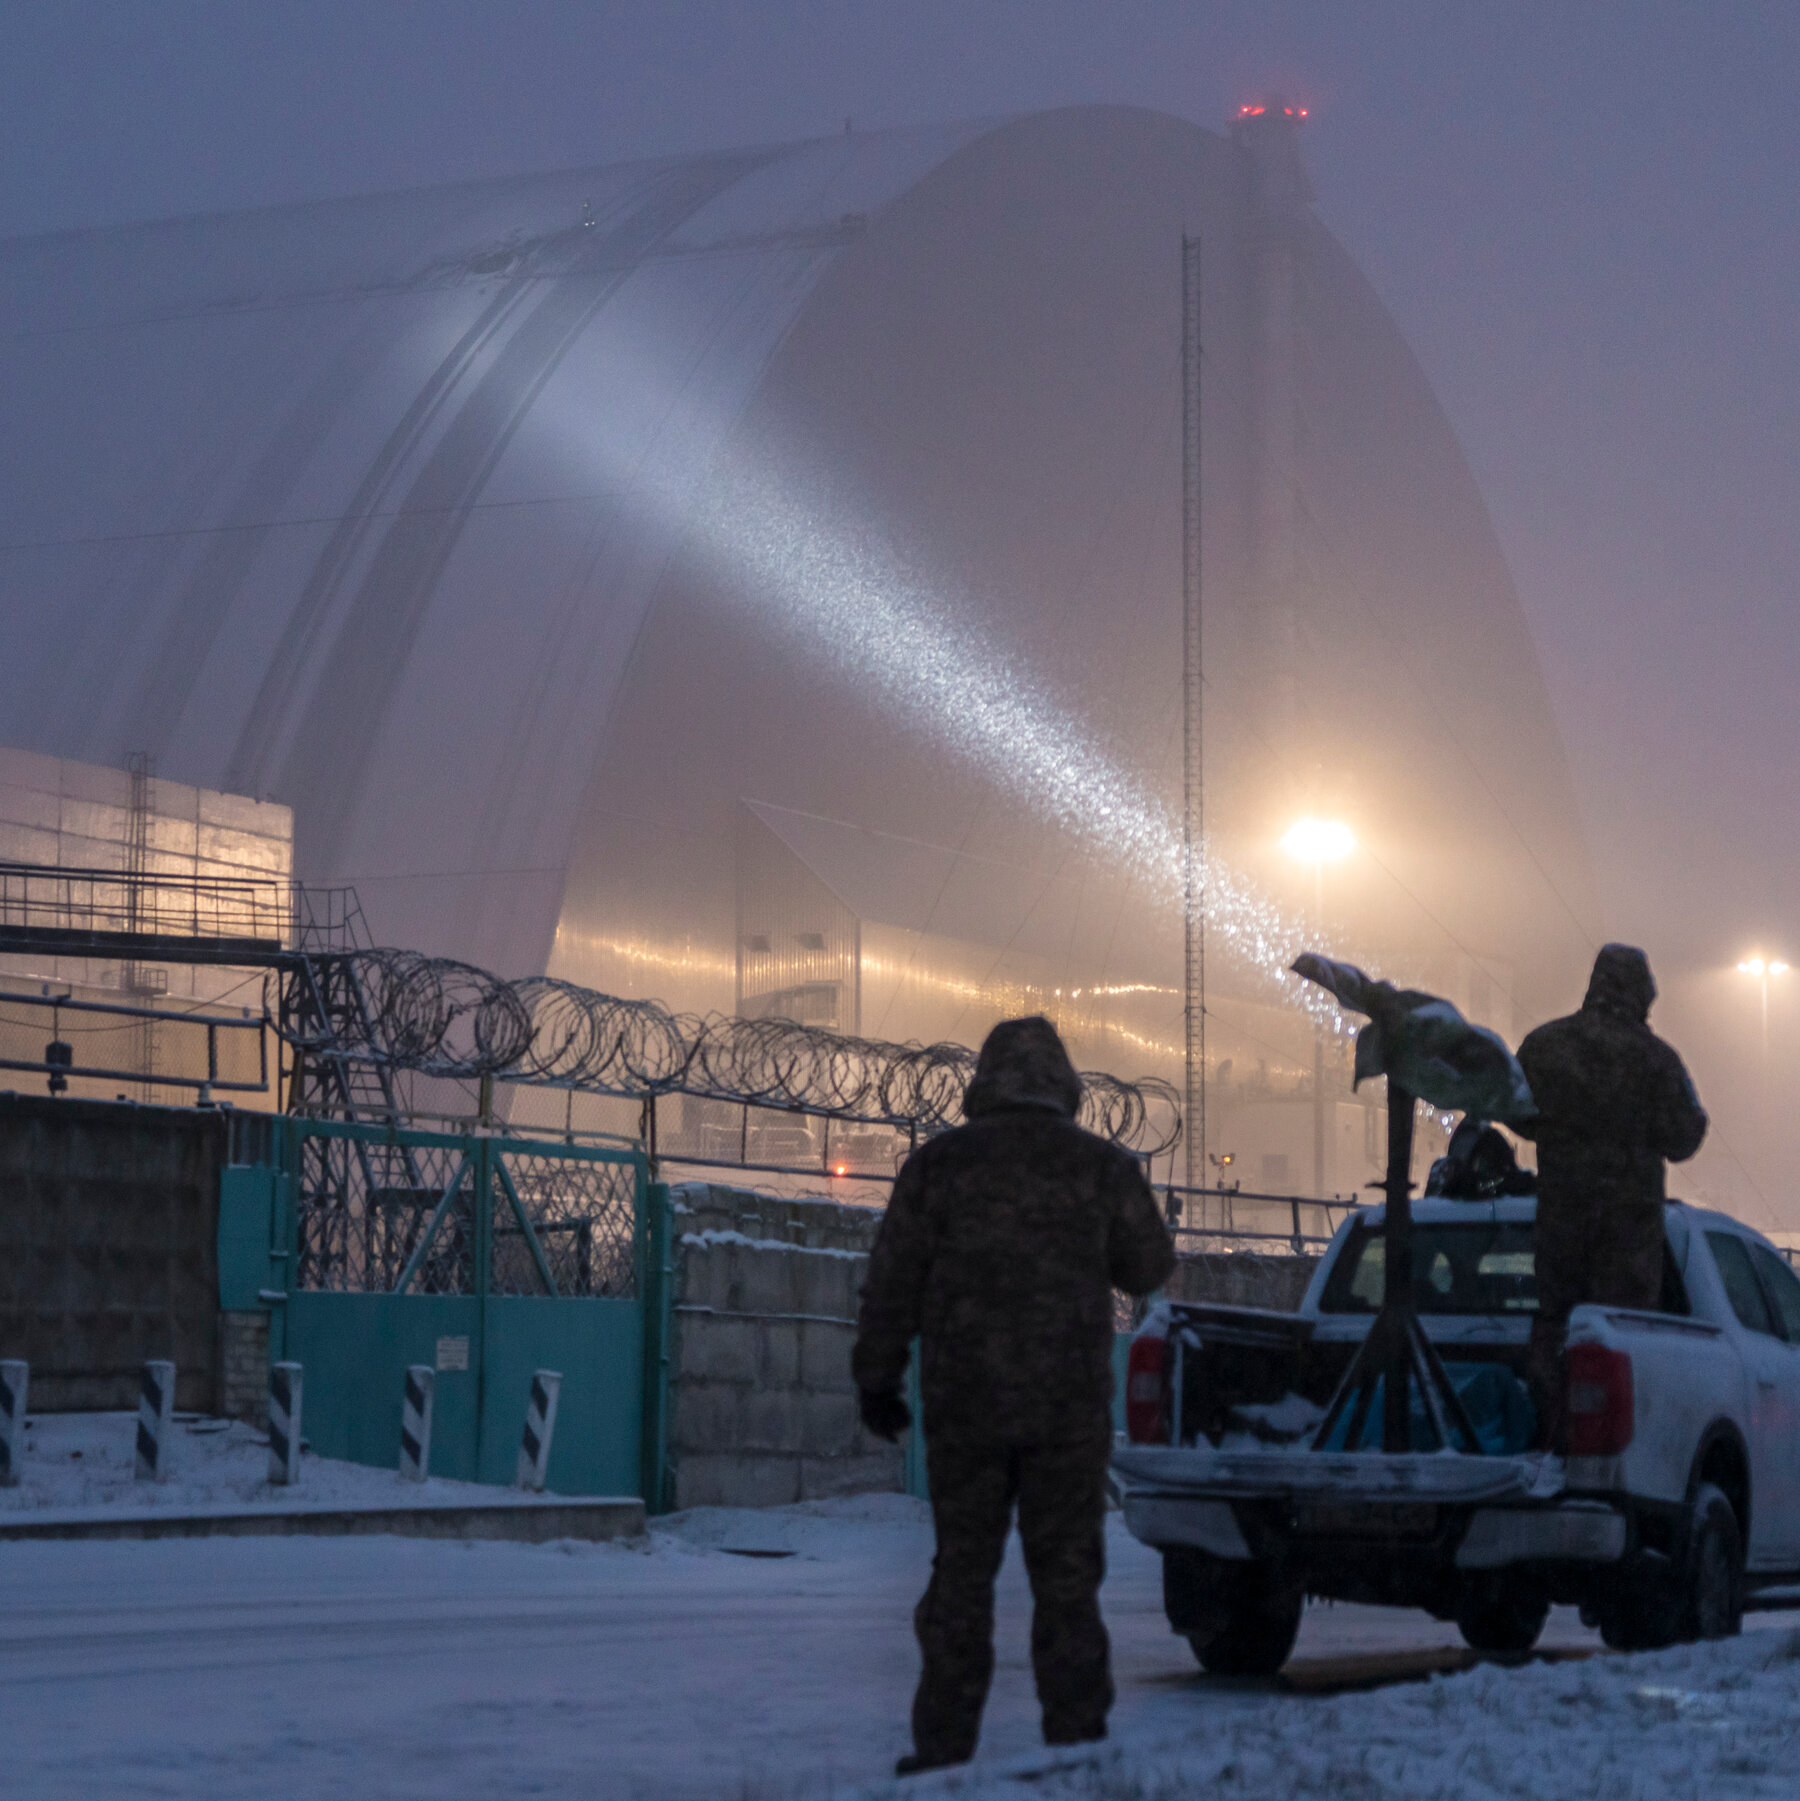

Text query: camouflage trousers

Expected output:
[911,1431,1113,1763]
[1526,1196,1664,1450]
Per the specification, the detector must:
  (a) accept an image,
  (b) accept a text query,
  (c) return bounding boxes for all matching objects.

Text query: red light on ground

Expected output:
[833,1164,848,1176]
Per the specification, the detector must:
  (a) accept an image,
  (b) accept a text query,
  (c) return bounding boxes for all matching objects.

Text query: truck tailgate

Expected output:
[1112,1442,1561,1505]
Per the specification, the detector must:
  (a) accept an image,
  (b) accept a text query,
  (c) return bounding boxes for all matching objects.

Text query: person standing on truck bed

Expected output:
[1516,943,1708,1447]
[852,1015,1175,1778]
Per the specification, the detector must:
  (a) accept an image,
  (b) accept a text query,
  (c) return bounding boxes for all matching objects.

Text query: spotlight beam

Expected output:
[693,458,1347,1022]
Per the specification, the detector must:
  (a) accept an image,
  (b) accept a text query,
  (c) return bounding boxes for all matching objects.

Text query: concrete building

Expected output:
[0,747,291,1105]
[0,104,1598,1189]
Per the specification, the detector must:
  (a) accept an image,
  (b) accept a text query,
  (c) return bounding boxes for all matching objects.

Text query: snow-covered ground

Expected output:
[1,1477,1795,1798]
[919,1626,1800,1800]
[0,1410,519,1516]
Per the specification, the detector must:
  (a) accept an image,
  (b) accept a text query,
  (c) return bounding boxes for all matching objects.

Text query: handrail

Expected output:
[0,859,365,956]
[0,984,269,1093]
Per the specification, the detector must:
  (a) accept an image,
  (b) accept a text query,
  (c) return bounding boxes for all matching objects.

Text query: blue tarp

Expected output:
[1320,1360,1536,1455]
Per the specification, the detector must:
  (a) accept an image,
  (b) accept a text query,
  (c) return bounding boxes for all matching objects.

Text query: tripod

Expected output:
[1310,1082,1481,1454]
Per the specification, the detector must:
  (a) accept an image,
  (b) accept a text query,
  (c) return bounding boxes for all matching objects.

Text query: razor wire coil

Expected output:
[280,949,1181,1155]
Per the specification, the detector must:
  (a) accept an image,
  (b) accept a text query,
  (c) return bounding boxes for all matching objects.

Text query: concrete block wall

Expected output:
[660,1185,1323,1509]
[666,1183,901,1508]
[0,1092,227,1411]
[218,1309,270,1426]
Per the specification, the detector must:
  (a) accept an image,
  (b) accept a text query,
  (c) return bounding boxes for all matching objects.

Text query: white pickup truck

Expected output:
[1111,1195,1800,1673]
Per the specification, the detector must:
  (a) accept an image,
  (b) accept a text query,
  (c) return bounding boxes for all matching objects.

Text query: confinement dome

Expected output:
[0,105,1597,1179]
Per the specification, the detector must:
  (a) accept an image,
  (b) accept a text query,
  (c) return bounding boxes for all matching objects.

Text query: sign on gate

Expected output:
[219,1118,665,1502]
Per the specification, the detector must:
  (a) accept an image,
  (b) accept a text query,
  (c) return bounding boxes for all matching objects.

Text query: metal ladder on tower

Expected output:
[282,892,437,1290]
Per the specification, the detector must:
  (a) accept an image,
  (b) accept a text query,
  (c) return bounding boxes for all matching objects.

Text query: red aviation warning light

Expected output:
[1237,102,1309,119]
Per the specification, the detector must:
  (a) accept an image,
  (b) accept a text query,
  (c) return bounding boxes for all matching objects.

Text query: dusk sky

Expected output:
[6,1,1798,1209]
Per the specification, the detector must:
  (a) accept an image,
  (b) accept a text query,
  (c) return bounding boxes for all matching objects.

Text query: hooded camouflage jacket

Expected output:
[851,1017,1175,1445]
[1516,944,1708,1212]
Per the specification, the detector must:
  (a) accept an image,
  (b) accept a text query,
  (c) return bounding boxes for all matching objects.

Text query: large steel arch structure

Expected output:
[0,105,1598,1174]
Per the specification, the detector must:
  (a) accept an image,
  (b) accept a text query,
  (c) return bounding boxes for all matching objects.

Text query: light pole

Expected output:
[1283,817,1355,1197]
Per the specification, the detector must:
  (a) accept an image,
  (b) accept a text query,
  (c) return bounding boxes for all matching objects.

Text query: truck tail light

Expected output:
[1565,1343,1634,1455]
[1125,1333,1167,1443]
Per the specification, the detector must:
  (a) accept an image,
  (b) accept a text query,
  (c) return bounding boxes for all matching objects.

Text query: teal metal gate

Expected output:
[221,1118,667,1501]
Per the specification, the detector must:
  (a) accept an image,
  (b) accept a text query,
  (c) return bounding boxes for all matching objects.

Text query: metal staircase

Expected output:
[278,889,438,1289]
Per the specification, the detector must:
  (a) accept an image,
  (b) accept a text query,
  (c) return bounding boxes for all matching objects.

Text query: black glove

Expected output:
[858,1386,913,1443]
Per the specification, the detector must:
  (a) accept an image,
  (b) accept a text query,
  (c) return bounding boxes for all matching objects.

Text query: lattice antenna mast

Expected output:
[124,751,157,1099]
[123,753,152,952]
[1181,236,1206,1191]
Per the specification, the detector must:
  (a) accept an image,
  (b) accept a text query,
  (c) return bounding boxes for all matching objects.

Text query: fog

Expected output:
[3,4,1797,1226]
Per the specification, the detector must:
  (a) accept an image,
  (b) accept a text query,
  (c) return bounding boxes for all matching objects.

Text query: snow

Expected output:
[0,1410,525,1519]
[652,1490,927,1558]
[912,1627,1800,1800]
[1,1476,1796,1798]
[680,1228,866,1259]
[1215,1391,1325,1448]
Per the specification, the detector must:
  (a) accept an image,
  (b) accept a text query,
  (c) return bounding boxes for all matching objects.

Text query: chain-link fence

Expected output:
[294,1133,477,1295]
[492,1148,639,1299]
[288,1120,644,1301]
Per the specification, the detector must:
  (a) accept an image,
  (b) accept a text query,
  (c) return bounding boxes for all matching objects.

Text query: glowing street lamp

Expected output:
[1281,817,1356,867]
[1736,957,1788,979]
[1283,816,1355,924]
[1738,955,1790,1064]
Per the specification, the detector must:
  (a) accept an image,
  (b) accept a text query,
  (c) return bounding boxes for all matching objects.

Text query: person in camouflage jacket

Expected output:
[852,1016,1174,1775]
[1516,945,1708,1446]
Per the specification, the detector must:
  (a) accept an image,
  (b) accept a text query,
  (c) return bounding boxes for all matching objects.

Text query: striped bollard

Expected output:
[267,1361,303,1485]
[136,1360,175,1482]
[516,1370,562,1492]
[0,1360,27,1488]
[399,1364,434,1482]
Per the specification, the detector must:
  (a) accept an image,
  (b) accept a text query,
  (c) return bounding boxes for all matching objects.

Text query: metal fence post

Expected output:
[638,1177,674,1514]
[272,1174,295,1365]
[135,1360,175,1482]
[0,1360,26,1487]
[399,1364,434,1482]
[271,1115,299,1363]
[268,1361,303,1485]
[474,1135,493,1475]
[516,1370,562,1491]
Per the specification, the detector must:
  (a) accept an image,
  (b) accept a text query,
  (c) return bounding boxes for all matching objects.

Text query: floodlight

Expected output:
[1281,818,1356,864]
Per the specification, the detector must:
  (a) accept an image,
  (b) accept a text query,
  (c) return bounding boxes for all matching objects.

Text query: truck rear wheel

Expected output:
[1162,1548,1303,1677]
[1455,1579,1549,1656]
[1187,1585,1304,1677]
[1680,1482,1744,1642]
[1598,1482,1743,1651]
[1598,1574,1681,1651]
